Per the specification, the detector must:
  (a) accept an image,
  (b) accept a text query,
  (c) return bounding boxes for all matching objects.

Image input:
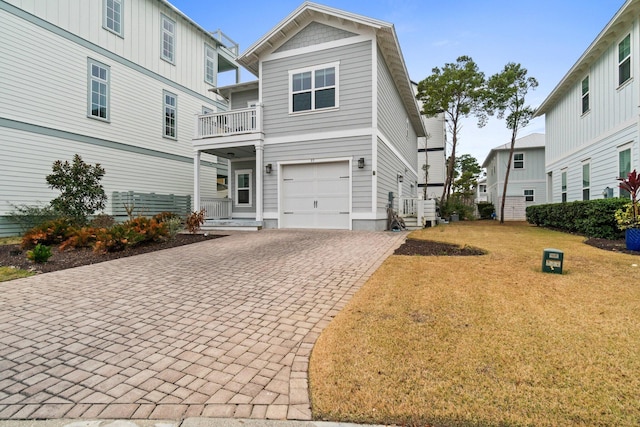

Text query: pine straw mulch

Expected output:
[0,233,226,274]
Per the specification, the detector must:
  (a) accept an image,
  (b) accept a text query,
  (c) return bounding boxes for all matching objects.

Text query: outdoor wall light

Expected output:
[397,173,404,183]
[265,163,272,174]
[358,157,365,169]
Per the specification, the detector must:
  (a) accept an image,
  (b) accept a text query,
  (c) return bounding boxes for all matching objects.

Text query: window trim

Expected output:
[161,14,176,64]
[163,90,177,139]
[523,189,535,202]
[618,33,631,87]
[87,58,110,122]
[582,160,590,201]
[204,44,216,85]
[288,61,340,114]
[513,152,525,169]
[561,169,567,203]
[234,169,253,207]
[581,75,590,115]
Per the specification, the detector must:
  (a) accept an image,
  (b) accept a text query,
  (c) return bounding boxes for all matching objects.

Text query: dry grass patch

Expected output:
[310,222,640,426]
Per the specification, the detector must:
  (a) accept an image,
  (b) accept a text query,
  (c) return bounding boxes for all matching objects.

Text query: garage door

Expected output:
[281,161,350,229]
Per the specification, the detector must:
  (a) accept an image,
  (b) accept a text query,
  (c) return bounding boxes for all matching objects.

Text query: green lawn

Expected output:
[0,236,34,281]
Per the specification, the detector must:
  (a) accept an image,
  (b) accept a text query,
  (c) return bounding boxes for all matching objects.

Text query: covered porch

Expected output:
[192,102,265,231]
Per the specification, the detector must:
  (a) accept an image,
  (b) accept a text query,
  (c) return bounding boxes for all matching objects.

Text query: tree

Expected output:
[46,154,107,224]
[452,154,482,204]
[486,63,538,223]
[416,56,487,207]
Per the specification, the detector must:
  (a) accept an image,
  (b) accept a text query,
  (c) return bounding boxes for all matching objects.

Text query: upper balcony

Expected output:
[193,105,264,153]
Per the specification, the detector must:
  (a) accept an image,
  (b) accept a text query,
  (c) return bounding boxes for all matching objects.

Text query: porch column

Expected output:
[255,144,264,222]
[193,151,201,213]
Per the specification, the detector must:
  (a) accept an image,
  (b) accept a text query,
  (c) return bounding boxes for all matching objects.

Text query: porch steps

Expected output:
[402,217,422,231]
[202,219,263,232]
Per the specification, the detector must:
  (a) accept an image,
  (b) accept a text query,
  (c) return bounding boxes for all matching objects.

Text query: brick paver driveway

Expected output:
[0,230,405,421]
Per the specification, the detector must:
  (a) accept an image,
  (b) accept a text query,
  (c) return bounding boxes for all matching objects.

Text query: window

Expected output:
[513,153,524,169]
[88,59,109,121]
[619,34,631,86]
[163,91,177,139]
[620,147,631,198]
[161,14,175,63]
[561,170,567,202]
[581,76,589,114]
[582,162,590,200]
[103,0,123,36]
[524,189,534,202]
[290,63,338,113]
[204,44,216,85]
[235,170,252,206]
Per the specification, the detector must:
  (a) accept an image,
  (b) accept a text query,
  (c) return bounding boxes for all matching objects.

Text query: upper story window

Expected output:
[289,62,339,113]
[88,59,110,121]
[513,153,524,169]
[619,34,631,86]
[204,44,216,85]
[103,0,123,36]
[163,90,177,139]
[561,169,567,202]
[161,14,175,64]
[581,76,589,114]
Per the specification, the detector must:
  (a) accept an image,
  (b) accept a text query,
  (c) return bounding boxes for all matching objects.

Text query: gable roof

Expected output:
[236,1,425,137]
[482,133,545,167]
[536,0,640,116]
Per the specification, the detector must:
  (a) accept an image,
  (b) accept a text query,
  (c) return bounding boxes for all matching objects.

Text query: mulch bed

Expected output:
[394,239,486,256]
[584,237,637,254]
[0,233,226,274]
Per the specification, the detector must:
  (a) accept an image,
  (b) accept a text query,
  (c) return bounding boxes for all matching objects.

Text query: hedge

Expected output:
[526,198,628,239]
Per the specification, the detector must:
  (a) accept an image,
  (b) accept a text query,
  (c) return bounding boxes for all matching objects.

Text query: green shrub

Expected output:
[7,204,60,233]
[526,198,628,239]
[26,244,52,263]
[477,202,495,219]
[165,217,183,239]
[441,196,474,220]
[90,213,116,228]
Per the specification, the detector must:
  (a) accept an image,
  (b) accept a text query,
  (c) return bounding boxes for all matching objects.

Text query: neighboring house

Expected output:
[482,133,546,221]
[535,0,640,203]
[0,0,240,236]
[193,2,425,231]
[475,177,488,203]
[412,82,446,200]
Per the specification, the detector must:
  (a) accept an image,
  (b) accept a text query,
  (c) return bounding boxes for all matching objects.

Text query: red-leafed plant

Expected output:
[615,169,640,230]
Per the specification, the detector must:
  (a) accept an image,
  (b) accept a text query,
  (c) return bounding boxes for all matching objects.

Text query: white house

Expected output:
[535,0,640,203]
[482,133,546,221]
[192,2,425,231]
[0,0,240,236]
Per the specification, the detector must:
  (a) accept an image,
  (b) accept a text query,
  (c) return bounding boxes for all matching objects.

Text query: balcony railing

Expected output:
[196,106,261,139]
[201,198,232,220]
[211,29,239,56]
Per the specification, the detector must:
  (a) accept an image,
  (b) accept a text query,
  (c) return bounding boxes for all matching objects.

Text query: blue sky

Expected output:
[170,0,623,164]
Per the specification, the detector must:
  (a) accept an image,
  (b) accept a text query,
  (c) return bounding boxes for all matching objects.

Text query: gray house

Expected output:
[482,133,546,221]
[192,2,425,231]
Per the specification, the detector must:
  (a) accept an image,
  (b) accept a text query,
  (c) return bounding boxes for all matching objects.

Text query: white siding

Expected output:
[377,138,418,215]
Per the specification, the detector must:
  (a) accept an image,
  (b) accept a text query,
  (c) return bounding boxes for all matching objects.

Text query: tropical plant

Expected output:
[615,169,640,230]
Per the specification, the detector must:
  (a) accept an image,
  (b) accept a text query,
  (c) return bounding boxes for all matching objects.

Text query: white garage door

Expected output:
[281,161,350,229]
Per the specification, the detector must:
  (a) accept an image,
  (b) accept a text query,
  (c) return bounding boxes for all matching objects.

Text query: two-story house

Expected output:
[482,133,546,221]
[536,0,640,203]
[0,0,240,236]
[192,2,425,231]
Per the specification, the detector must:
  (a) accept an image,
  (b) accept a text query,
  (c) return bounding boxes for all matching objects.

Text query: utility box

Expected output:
[542,248,564,274]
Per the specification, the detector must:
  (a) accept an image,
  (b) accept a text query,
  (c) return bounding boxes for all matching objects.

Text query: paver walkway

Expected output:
[0,230,406,421]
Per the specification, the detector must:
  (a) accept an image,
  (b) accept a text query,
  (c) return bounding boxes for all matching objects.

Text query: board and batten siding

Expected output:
[376,138,417,215]
[262,136,372,215]
[377,49,418,172]
[261,40,373,137]
[2,0,224,98]
[545,19,639,166]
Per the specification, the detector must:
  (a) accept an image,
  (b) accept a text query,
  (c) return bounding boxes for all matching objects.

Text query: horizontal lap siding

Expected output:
[377,138,418,215]
[230,89,259,110]
[377,50,417,171]
[261,41,372,137]
[263,136,372,213]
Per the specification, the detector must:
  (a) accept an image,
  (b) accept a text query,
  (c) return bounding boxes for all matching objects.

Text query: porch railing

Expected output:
[196,106,261,138]
[399,198,418,217]
[201,198,232,220]
[399,198,438,227]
